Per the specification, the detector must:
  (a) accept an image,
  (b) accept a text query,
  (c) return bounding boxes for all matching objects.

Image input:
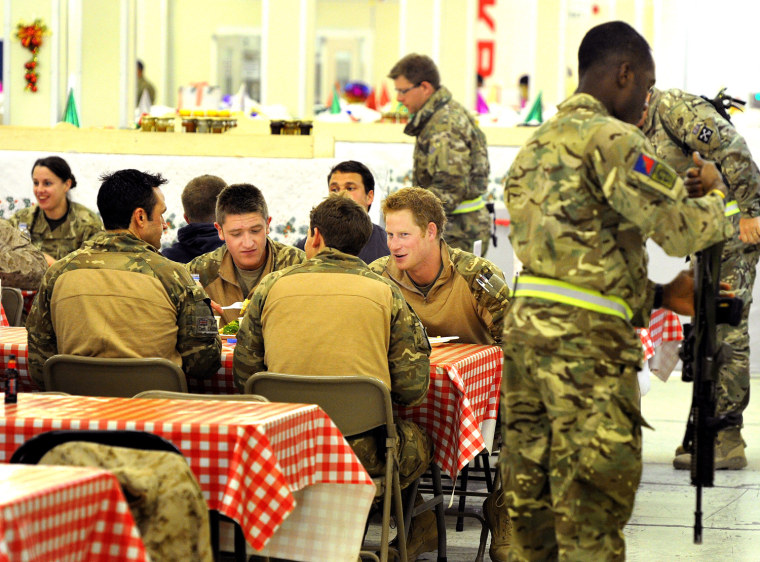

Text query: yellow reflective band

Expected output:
[724,200,739,217]
[512,275,633,321]
[451,196,486,215]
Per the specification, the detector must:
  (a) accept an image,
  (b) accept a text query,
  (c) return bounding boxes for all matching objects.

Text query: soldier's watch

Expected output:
[653,284,664,309]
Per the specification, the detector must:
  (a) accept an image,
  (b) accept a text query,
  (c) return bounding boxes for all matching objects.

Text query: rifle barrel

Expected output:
[695,484,703,544]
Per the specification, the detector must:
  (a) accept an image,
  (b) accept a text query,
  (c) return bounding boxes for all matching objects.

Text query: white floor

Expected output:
[405,371,760,561]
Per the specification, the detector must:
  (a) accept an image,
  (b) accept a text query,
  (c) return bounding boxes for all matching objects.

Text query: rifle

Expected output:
[678,242,742,544]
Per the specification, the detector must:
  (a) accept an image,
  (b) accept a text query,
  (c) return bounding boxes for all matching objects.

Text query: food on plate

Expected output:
[221,320,239,334]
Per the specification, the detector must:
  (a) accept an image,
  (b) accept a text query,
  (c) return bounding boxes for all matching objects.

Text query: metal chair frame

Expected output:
[245,372,408,562]
[1,286,23,326]
[43,354,187,396]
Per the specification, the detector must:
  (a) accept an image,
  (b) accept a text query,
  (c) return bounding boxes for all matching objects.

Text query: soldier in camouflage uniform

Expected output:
[186,183,305,326]
[27,169,221,389]
[389,54,491,254]
[369,186,510,561]
[641,87,760,470]
[0,218,47,290]
[9,156,102,264]
[234,197,432,488]
[503,22,732,560]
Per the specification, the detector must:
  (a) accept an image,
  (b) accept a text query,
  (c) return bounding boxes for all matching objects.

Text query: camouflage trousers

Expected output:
[444,206,491,254]
[349,417,433,489]
[715,230,760,428]
[499,341,644,561]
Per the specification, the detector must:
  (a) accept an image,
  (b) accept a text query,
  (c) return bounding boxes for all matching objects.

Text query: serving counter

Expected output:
[0,122,527,259]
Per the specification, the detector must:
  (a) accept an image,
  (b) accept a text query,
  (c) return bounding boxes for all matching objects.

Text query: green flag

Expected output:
[523,91,543,124]
[330,85,341,114]
[63,88,80,127]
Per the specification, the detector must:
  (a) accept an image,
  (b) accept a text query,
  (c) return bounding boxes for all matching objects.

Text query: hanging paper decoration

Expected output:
[16,19,48,93]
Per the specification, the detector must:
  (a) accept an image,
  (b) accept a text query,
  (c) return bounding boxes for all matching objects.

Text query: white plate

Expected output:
[428,336,459,346]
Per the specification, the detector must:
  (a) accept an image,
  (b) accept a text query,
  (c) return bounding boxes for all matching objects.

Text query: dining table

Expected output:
[0,462,148,561]
[0,393,375,562]
[0,313,684,477]
[190,340,504,483]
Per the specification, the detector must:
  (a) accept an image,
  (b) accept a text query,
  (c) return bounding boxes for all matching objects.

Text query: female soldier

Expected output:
[9,156,102,265]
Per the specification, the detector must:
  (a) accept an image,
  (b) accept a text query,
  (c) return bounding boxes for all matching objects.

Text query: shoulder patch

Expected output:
[632,152,678,197]
[196,315,218,336]
[694,124,714,144]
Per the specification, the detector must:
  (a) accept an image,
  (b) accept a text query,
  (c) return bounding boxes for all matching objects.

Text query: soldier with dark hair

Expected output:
[186,183,305,325]
[294,160,389,264]
[502,21,732,560]
[234,194,432,493]
[163,174,227,263]
[641,87,760,470]
[27,169,221,389]
[9,155,102,265]
[389,54,491,253]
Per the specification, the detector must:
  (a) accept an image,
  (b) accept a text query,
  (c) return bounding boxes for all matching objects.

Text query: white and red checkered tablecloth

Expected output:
[0,394,374,559]
[192,342,503,482]
[20,290,36,316]
[396,343,503,482]
[0,463,147,561]
[0,327,34,392]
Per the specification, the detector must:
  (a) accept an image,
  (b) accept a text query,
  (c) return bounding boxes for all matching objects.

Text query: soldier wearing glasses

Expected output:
[389,53,491,254]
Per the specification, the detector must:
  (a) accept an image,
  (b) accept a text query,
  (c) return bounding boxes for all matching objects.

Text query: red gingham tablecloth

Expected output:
[397,343,503,481]
[0,463,147,561]
[0,327,35,392]
[636,308,683,360]
[192,342,503,482]
[0,394,373,552]
[20,290,36,316]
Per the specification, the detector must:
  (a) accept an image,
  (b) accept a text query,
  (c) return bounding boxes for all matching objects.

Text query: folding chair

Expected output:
[43,354,187,396]
[1,287,23,326]
[245,372,408,562]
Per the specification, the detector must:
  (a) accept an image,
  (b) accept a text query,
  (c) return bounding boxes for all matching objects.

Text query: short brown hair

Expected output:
[182,175,227,223]
[310,195,372,256]
[216,183,269,226]
[381,187,446,238]
[388,54,441,90]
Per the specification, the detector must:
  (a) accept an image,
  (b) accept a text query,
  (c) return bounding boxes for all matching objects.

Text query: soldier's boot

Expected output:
[404,507,438,562]
[482,488,512,562]
[673,427,747,470]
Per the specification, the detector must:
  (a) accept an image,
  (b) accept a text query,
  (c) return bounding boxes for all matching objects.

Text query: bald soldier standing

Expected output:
[503,22,732,560]
[389,54,491,253]
[641,87,760,470]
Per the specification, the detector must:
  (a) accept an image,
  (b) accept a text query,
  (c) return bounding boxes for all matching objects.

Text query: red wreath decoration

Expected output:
[16,19,48,93]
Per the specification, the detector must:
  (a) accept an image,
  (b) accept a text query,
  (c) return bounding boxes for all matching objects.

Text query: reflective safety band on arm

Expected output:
[512,275,633,321]
[725,200,739,217]
[451,196,486,215]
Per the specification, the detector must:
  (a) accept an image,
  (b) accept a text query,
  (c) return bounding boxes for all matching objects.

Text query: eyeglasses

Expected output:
[395,83,421,95]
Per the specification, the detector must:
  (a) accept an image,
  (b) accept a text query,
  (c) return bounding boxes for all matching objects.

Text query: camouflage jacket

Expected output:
[27,231,221,387]
[233,247,431,403]
[505,93,731,365]
[9,201,103,260]
[369,241,508,344]
[642,88,760,218]
[405,86,490,214]
[186,238,305,324]
[0,218,47,289]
